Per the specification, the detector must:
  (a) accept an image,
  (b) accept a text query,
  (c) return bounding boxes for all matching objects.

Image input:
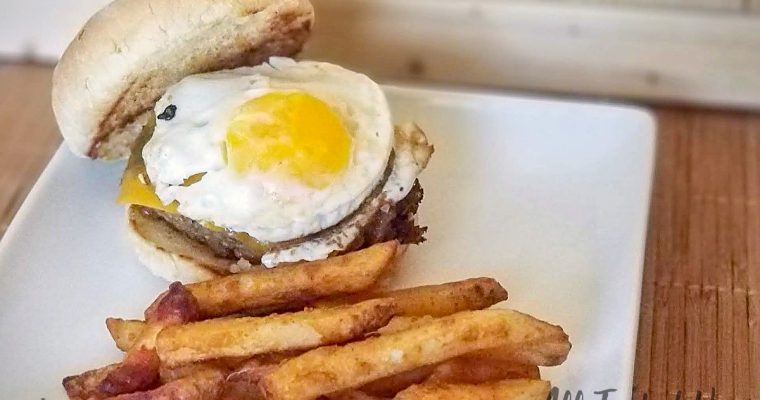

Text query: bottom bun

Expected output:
[126,220,223,283]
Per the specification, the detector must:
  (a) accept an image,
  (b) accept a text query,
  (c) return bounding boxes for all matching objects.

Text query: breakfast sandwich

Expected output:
[51,0,433,282]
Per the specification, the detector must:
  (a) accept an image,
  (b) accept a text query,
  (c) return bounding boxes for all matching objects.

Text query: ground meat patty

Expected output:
[343,180,426,251]
[136,205,268,262]
[131,181,426,269]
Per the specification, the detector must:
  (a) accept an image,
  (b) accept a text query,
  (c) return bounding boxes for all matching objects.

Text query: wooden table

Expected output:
[0,64,60,234]
[1,63,758,400]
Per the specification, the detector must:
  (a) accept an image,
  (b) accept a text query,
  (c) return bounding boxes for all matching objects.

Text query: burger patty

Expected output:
[130,180,425,270]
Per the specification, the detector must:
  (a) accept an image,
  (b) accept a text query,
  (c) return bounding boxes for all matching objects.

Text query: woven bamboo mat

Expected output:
[634,108,760,400]
[1,63,759,399]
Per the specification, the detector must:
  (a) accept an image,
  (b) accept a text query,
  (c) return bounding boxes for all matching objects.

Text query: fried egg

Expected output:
[143,58,393,242]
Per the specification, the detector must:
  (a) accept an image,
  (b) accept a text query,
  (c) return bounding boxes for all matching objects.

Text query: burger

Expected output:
[51,0,433,282]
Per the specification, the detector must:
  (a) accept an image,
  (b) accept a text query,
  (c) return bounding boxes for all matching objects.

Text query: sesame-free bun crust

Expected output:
[127,216,223,283]
[52,0,314,160]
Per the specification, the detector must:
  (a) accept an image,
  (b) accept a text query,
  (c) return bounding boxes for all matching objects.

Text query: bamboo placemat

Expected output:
[0,63,759,399]
[634,109,760,400]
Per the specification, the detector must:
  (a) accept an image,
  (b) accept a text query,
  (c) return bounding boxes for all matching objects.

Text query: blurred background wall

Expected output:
[2,0,760,109]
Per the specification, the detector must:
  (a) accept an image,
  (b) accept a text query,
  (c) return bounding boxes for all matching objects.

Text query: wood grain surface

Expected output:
[0,64,60,236]
[1,64,759,399]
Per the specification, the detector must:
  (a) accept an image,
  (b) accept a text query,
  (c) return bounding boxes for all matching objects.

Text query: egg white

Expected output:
[261,123,433,267]
[143,58,393,242]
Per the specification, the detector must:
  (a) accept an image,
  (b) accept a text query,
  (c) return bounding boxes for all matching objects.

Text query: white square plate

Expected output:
[0,85,655,399]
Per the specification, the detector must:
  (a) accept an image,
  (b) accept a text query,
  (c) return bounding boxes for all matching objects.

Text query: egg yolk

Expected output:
[225,92,352,189]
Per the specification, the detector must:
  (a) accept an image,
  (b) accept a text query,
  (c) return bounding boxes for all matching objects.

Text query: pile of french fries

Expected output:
[63,241,571,400]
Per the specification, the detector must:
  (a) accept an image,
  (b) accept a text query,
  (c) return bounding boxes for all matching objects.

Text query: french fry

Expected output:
[359,365,437,398]
[393,378,551,400]
[425,356,540,384]
[144,281,202,324]
[220,358,278,400]
[97,348,161,396]
[114,282,202,354]
[105,316,249,352]
[104,243,399,351]
[64,330,167,398]
[160,362,219,385]
[375,316,434,335]
[105,282,201,353]
[361,316,548,397]
[260,309,569,400]
[327,391,384,400]
[157,299,397,367]
[378,315,570,367]
[96,283,202,397]
[468,339,571,367]
[63,363,120,400]
[359,356,539,397]
[315,278,508,317]
[105,276,509,353]
[125,323,164,353]
[218,351,308,400]
[106,319,146,352]
[248,350,304,365]
[158,358,244,383]
[181,241,398,317]
[101,367,226,400]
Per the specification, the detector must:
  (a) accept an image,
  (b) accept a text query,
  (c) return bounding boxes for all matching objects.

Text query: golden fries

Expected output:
[359,365,437,397]
[95,283,204,397]
[106,318,146,352]
[425,356,540,384]
[468,339,571,367]
[157,299,397,367]
[144,281,202,324]
[382,277,508,316]
[184,241,398,317]
[62,363,120,400]
[66,244,573,400]
[103,367,226,400]
[378,315,571,367]
[375,316,433,335]
[315,278,508,317]
[221,358,278,400]
[394,378,551,400]
[106,317,249,352]
[359,355,539,397]
[159,358,244,383]
[128,323,165,351]
[97,348,161,396]
[106,282,202,355]
[260,309,569,400]
[327,391,382,400]
[63,347,163,399]
[106,242,399,351]
[219,351,310,400]
[108,275,499,354]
